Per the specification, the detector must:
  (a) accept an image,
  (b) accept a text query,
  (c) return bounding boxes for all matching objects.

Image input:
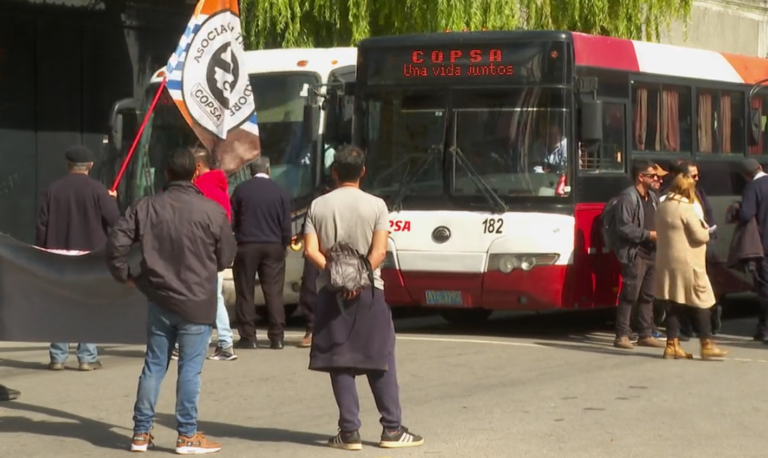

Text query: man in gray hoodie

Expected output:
[613,160,666,350]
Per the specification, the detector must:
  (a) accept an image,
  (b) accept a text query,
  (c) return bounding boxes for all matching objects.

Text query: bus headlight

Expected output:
[498,255,520,273]
[520,256,535,271]
[487,254,559,273]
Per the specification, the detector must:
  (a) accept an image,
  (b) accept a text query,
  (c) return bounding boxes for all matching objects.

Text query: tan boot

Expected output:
[613,336,634,350]
[663,338,693,360]
[700,338,728,360]
[637,336,666,348]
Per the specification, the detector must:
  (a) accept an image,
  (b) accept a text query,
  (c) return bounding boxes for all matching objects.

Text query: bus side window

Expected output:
[579,102,625,173]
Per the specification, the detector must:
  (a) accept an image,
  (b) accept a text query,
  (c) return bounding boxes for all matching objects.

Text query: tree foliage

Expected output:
[241,0,693,49]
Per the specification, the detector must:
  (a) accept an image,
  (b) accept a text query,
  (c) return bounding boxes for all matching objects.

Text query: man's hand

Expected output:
[126,278,135,288]
[649,231,658,242]
[108,190,118,198]
[341,290,361,300]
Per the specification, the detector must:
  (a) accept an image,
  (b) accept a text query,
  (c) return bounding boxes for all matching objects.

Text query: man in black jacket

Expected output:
[737,158,768,341]
[106,148,237,454]
[613,160,665,350]
[37,145,120,372]
[230,156,292,350]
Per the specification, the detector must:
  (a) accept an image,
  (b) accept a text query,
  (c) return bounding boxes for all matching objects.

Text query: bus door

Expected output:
[321,65,356,183]
[574,96,629,309]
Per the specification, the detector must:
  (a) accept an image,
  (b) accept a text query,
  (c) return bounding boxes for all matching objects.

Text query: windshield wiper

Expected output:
[448,146,508,214]
[387,145,442,212]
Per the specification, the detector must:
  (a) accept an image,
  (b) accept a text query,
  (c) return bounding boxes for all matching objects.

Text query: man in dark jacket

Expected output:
[613,160,665,350]
[36,145,120,372]
[106,148,237,454]
[736,158,768,341]
[688,161,723,335]
[230,156,292,350]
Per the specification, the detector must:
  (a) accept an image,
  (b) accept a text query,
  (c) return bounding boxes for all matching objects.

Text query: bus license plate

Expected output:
[425,290,463,306]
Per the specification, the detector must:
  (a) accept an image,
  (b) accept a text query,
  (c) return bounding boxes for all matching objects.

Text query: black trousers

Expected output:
[298,257,319,334]
[750,257,768,335]
[616,255,655,339]
[233,243,286,341]
[665,302,712,340]
[330,351,402,432]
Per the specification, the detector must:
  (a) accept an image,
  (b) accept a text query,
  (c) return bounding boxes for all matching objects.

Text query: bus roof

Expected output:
[359,30,768,85]
[149,47,357,84]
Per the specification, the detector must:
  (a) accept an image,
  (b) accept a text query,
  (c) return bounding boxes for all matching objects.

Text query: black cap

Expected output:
[742,158,761,175]
[65,145,94,163]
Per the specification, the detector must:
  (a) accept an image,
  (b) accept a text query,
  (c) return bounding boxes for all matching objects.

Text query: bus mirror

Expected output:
[109,98,138,150]
[303,105,320,143]
[580,100,603,141]
[749,107,762,147]
[113,113,125,150]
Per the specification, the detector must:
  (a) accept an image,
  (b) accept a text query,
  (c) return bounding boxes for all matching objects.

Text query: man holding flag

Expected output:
[105,0,256,453]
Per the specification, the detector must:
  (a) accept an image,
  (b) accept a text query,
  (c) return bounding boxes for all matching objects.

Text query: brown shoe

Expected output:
[299,333,312,348]
[637,336,666,348]
[175,432,221,455]
[614,336,634,350]
[130,432,154,452]
[78,360,102,371]
[701,338,729,360]
[663,338,693,360]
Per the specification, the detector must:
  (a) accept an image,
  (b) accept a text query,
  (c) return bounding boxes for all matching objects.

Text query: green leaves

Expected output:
[240,0,693,48]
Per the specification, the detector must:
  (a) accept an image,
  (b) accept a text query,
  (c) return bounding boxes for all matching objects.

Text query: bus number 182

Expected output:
[482,218,504,234]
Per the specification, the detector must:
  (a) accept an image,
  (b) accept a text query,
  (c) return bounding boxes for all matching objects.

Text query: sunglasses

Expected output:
[641,173,659,180]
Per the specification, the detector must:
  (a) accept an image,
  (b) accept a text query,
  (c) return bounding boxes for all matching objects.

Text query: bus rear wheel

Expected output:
[439,308,492,325]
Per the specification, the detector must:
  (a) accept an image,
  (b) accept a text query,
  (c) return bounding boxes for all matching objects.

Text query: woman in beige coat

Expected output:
[655,173,728,360]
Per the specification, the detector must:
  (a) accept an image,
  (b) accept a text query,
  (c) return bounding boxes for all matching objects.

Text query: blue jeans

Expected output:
[49,343,97,363]
[133,302,212,436]
[174,274,230,350]
[214,273,233,348]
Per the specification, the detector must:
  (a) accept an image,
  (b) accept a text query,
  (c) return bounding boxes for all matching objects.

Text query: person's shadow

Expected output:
[0,401,151,451]
[0,403,376,450]
[154,413,377,448]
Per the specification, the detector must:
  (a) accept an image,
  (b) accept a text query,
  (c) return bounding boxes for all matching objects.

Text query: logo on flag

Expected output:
[165,0,260,174]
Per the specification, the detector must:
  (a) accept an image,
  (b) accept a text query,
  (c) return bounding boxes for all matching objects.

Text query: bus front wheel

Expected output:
[439,308,492,325]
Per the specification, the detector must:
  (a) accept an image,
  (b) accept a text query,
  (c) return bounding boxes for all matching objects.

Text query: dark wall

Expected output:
[0,1,192,243]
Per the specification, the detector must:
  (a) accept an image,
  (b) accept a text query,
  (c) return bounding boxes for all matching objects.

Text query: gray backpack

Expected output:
[326,242,375,317]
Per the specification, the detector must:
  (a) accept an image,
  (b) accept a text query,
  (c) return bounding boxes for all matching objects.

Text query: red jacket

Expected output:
[194,170,231,222]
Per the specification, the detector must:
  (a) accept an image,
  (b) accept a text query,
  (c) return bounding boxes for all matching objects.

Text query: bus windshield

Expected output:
[126,72,320,203]
[363,87,570,200]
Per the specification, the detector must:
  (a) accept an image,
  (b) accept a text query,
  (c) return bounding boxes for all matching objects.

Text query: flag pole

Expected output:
[110,77,168,192]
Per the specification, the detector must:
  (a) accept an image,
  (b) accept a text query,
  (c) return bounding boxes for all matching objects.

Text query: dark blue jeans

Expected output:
[133,303,212,437]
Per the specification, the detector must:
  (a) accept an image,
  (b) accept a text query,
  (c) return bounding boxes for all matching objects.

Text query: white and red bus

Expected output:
[351,31,768,324]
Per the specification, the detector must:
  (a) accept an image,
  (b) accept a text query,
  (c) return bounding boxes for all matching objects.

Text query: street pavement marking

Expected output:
[395,335,544,348]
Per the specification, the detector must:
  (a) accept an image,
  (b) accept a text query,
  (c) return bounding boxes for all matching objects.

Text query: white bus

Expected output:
[106,47,357,315]
[352,31,766,325]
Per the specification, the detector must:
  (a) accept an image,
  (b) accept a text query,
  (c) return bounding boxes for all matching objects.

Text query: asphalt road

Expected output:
[1,306,767,458]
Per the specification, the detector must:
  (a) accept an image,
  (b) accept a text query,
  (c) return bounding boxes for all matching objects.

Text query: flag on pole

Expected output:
[165,0,260,174]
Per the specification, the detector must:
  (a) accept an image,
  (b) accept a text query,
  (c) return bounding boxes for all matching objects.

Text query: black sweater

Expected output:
[230,176,292,246]
[35,173,120,251]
